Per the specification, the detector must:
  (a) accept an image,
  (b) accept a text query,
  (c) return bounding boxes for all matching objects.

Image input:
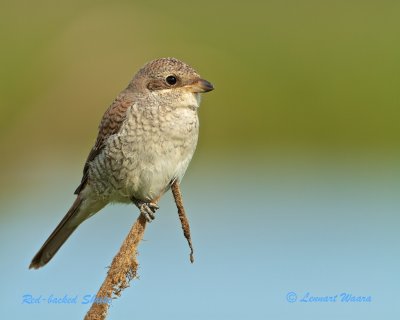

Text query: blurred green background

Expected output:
[1,0,399,319]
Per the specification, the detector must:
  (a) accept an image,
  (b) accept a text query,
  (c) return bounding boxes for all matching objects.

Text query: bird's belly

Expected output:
[119,138,195,201]
[90,106,198,203]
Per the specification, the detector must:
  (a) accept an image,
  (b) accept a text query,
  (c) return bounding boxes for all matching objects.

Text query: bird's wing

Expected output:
[74,92,134,194]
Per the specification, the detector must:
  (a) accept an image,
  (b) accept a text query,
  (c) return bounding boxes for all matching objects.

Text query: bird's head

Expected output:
[130,57,214,108]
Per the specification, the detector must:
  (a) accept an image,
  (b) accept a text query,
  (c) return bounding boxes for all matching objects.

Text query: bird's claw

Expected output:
[138,202,159,222]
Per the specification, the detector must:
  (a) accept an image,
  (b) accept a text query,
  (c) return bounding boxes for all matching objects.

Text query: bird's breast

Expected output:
[101,104,199,201]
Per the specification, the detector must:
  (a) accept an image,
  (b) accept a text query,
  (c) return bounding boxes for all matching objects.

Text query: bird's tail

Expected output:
[29,195,92,269]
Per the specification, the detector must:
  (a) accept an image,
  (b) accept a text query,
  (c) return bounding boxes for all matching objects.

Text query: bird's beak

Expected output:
[187,79,214,93]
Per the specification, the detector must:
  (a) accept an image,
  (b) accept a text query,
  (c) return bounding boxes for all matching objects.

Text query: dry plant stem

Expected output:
[171,181,195,263]
[84,182,193,320]
[84,214,147,320]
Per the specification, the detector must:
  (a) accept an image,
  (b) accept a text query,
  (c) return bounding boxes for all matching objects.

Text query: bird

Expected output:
[29,57,214,269]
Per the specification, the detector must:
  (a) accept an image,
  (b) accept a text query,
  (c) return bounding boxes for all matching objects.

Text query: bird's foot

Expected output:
[133,200,159,222]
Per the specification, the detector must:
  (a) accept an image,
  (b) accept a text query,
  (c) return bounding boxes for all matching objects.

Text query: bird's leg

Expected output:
[131,198,159,222]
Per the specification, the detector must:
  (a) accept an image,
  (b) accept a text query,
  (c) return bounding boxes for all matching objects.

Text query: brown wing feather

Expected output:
[74,92,134,194]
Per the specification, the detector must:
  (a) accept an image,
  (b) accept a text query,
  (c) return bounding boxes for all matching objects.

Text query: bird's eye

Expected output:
[166,75,177,85]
